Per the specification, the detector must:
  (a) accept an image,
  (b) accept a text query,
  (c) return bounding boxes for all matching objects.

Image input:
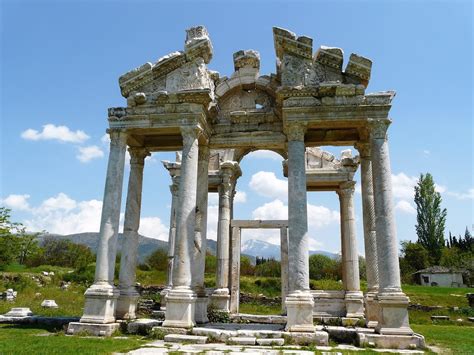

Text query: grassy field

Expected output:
[1,266,473,354]
[0,324,147,355]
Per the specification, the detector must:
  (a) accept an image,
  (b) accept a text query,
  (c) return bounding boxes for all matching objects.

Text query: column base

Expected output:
[79,282,119,324]
[375,292,413,335]
[67,322,120,336]
[364,291,380,328]
[194,290,209,324]
[115,288,139,320]
[285,291,315,332]
[344,290,364,318]
[357,332,425,350]
[160,287,171,311]
[162,287,196,329]
[210,288,230,313]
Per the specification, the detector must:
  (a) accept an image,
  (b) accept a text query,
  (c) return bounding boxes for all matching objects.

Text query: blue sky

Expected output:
[1,0,472,254]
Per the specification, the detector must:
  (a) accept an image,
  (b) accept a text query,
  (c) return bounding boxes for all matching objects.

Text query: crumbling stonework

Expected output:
[67,25,420,349]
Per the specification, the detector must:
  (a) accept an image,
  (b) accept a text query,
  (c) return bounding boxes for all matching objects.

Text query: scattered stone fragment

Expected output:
[256,338,285,346]
[41,300,58,308]
[3,307,33,317]
[164,334,207,344]
[228,336,256,345]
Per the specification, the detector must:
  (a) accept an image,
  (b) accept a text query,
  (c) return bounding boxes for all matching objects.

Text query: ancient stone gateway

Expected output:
[67,26,424,349]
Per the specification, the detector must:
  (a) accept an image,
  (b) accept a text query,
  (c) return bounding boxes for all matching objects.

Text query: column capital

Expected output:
[106,129,127,146]
[180,125,202,145]
[337,181,356,198]
[354,142,371,158]
[286,123,307,141]
[170,176,180,196]
[128,147,150,166]
[368,118,391,140]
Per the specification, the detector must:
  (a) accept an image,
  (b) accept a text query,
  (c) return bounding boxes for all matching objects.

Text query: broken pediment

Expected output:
[273,27,372,88]
[118,26,217,105]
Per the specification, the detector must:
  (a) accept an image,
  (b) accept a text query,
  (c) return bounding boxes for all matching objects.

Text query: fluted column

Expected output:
[160,167,180,310]
[338,181,364,318]
[211,161,240,312]
[285,123,314,332]
[116,147,149,319]
[370,118,412,335]
[75,129,127,327]
[193,143,209,323]
[163,126,200,329]
[280,227,289,315]
[356,142,380,327]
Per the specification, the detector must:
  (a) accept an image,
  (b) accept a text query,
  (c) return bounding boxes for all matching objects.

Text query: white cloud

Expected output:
[234,191,247,203]
[391,172,417,200]
[76,145,104,163]
[307,204,340,228]
[252,199,339,229]
[246,150,283,161]
[138,217,169,240]
[423,150,431,156]
[21,124,89,143]
[39,192,77,212]
[1,194,31,211]
[249,171,287,200]
[252,199,287,220]
[395,200,416,215]
[24,194,103,235]
[447,188,474,200]
[206,204,219,241]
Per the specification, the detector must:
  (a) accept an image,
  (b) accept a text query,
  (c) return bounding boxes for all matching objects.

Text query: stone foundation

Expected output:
[162,288,196,328]
[67,322,120,336]
[357,332,425,350]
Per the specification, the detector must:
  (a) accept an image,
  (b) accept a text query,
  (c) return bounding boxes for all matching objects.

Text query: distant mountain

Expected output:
[36,234,334,264]
[37,232,168,263]
[242,239,338,260]
[36,233,252,264]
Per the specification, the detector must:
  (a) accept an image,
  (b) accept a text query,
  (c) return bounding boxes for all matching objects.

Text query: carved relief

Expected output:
[165,58,213,93]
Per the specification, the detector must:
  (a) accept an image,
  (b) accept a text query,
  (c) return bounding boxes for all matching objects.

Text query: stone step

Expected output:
[256,338,285,346]
[164,334,207,344]
[228,336,256,345]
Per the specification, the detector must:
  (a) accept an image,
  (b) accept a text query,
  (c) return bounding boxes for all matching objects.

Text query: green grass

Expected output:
[403,284,474,308]
[239,302,281,315]
[413,324,474,354]
[0,324,146,355]
[0,276,86,317]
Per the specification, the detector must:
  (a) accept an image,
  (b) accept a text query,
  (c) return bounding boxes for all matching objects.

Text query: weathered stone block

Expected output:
[164,334,207,344]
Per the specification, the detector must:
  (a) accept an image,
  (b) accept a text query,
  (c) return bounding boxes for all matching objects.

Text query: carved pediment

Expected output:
[118,26,218,107]
[273,27,372,88]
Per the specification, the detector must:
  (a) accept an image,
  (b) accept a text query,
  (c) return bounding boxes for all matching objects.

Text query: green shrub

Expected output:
[62,264,95,285]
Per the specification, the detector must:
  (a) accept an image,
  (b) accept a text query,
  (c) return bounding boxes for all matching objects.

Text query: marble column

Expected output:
[210,161,240,312]
[280,227,289,315]
[285,123,314,332]
[337,181,364,318]
[163,126,200,329]
[369,119,412,335]
[160,176,179,310]
[229,226,241,314]
[68,129,127,336]
[116,147,149,319]
[193,143,209,323]
[356,142,380,327]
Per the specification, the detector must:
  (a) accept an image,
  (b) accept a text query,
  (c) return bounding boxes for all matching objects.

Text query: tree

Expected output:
[414,173,447,264]
[0,207,40,268]
[309,254,341,281]
[399,241,430,283]
[144,248,168,271]
[240,255,255,276]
